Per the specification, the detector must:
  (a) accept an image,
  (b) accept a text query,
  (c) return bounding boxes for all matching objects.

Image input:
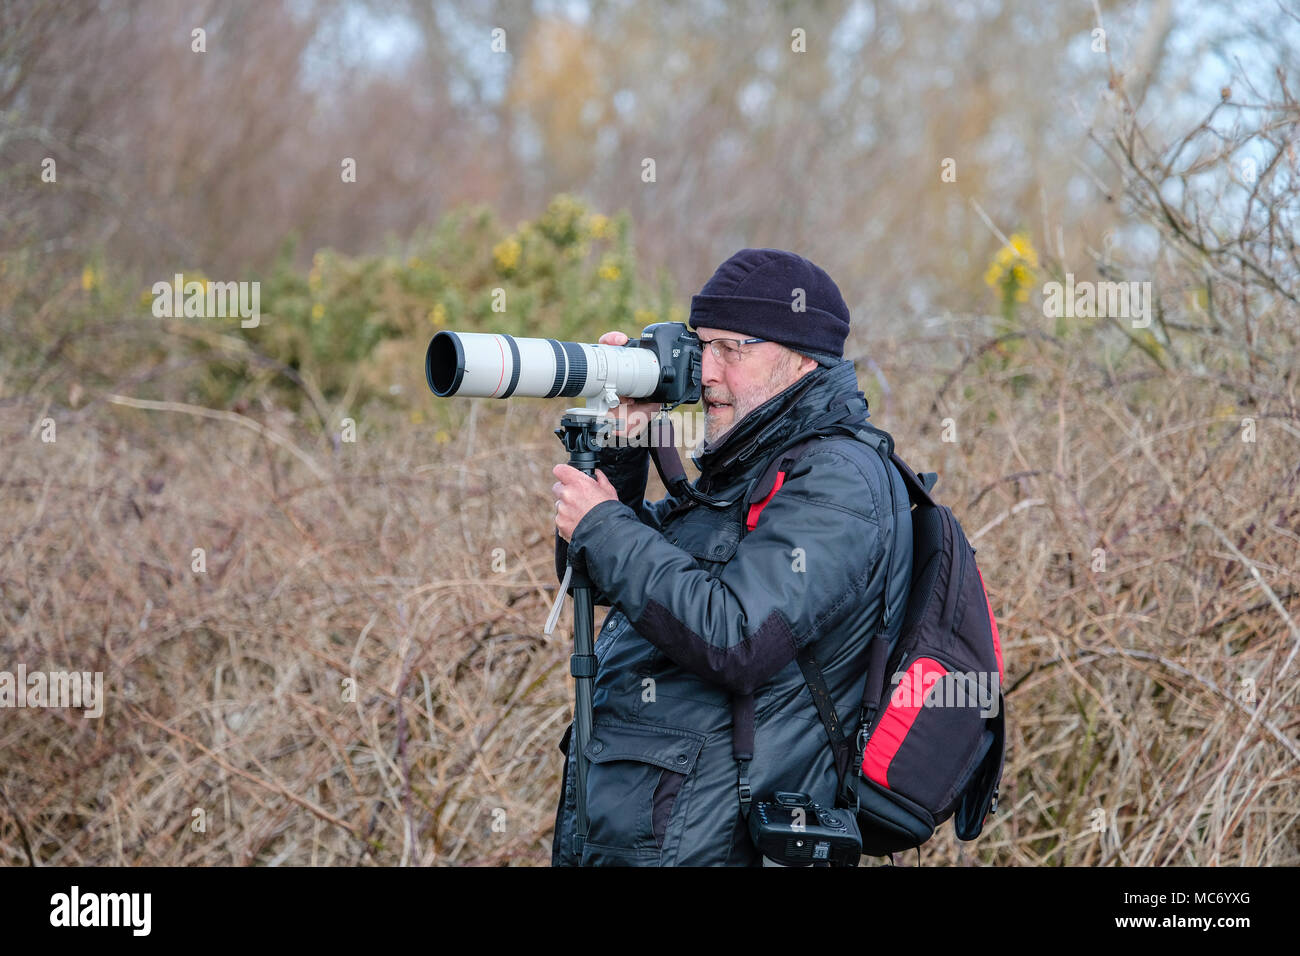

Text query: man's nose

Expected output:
[700,344,723,387]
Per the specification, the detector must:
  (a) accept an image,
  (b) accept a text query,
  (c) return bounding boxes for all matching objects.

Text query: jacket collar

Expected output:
[690,359,864,486]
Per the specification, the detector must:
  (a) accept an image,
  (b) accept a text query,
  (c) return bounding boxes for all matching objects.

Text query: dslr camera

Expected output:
[748,791,862,867]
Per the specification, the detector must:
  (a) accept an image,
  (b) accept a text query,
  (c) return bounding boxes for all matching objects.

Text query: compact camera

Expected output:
[748,791,862,867]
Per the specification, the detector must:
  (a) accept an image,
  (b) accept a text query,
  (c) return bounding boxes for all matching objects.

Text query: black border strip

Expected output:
[499,334,521,398]
[560,342,587,397]
[545,339,566,398]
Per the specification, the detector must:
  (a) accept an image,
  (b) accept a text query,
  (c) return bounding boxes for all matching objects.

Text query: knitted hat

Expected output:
[688,248,850,366]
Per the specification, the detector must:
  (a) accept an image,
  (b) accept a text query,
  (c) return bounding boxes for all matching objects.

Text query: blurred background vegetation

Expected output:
[0,0,1297,866]
[2,0,1294,420]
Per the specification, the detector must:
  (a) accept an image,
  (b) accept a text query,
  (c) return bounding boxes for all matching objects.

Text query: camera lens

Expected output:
[426,331,464,396]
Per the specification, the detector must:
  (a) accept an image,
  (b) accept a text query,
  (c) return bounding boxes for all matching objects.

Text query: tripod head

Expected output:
[553,407,617,477]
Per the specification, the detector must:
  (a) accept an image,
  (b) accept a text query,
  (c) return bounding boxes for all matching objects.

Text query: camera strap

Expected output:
[731,694,755,818]
[647,414,750,510]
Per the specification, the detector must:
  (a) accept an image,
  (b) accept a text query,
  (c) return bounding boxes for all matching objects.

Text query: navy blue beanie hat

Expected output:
[688,248,850,366]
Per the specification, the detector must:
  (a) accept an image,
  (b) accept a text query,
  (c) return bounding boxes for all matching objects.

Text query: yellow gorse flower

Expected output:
[598,255,621,281]
[493,237,522,273]
[1010,234,1039,267]
[311,302,325,322]
[428,303,448,327]
[984,232,1038,304]
[81,266,98,292]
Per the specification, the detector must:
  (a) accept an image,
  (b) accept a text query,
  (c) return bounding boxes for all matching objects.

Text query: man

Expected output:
[550,248,913,866]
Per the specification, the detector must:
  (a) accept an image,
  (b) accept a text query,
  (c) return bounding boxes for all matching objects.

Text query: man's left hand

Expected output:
[553,464,619,542]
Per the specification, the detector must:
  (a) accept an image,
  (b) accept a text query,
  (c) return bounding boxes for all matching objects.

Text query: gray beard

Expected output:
[703,416,733,449]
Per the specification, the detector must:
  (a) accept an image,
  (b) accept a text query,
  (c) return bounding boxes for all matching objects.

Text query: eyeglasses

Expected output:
[699,335,766,365]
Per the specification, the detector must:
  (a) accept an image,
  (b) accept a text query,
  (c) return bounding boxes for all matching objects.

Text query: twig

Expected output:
[104,393,329,481]
[0,785,37,866]
[126,703,361,839]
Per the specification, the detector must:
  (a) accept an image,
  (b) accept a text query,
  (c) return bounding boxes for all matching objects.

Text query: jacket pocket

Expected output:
[663,507,742,565]
[580,719,706,865]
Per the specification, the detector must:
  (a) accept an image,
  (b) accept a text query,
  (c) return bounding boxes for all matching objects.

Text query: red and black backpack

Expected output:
[738,403,1007,858]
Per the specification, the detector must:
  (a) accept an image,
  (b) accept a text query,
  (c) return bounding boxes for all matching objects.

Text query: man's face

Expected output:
[696,326,818,446]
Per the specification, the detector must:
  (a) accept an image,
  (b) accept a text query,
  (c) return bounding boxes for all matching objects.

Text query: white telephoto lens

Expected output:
[426,331,661,400]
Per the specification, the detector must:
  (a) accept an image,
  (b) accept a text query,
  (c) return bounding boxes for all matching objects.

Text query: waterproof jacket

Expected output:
[551,358,913,866]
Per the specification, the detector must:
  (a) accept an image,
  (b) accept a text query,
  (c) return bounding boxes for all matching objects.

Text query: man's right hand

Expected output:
[599,330,661,443]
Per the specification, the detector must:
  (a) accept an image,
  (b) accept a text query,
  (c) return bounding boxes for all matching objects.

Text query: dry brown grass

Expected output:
[1,303,1296,865]
[0,396,582,865]
[881,325,1300,866]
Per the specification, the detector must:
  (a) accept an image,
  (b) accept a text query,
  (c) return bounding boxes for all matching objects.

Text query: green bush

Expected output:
[1,195,686,429]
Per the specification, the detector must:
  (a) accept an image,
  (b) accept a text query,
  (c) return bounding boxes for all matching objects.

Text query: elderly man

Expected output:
[550,248,913,866]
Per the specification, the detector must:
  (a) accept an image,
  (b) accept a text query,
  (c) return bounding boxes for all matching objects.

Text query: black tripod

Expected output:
[551,408,609,860]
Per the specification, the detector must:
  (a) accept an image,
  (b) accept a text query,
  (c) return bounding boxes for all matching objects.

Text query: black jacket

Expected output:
[551,358,913,865]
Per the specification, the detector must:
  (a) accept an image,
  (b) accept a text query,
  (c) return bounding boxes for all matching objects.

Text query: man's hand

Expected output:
[553,464,619,542]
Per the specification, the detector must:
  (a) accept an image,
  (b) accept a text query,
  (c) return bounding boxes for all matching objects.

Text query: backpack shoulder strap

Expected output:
[743,433,827,532]
[889,450,939,506]
[740,394,874,531]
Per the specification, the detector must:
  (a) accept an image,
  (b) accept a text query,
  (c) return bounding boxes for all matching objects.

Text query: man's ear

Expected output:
[792,350,818,377]
[776,348,816,387]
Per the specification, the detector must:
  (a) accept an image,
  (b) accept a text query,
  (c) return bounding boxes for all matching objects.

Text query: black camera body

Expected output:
[748,791,862,867]
[626,322,702,407]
